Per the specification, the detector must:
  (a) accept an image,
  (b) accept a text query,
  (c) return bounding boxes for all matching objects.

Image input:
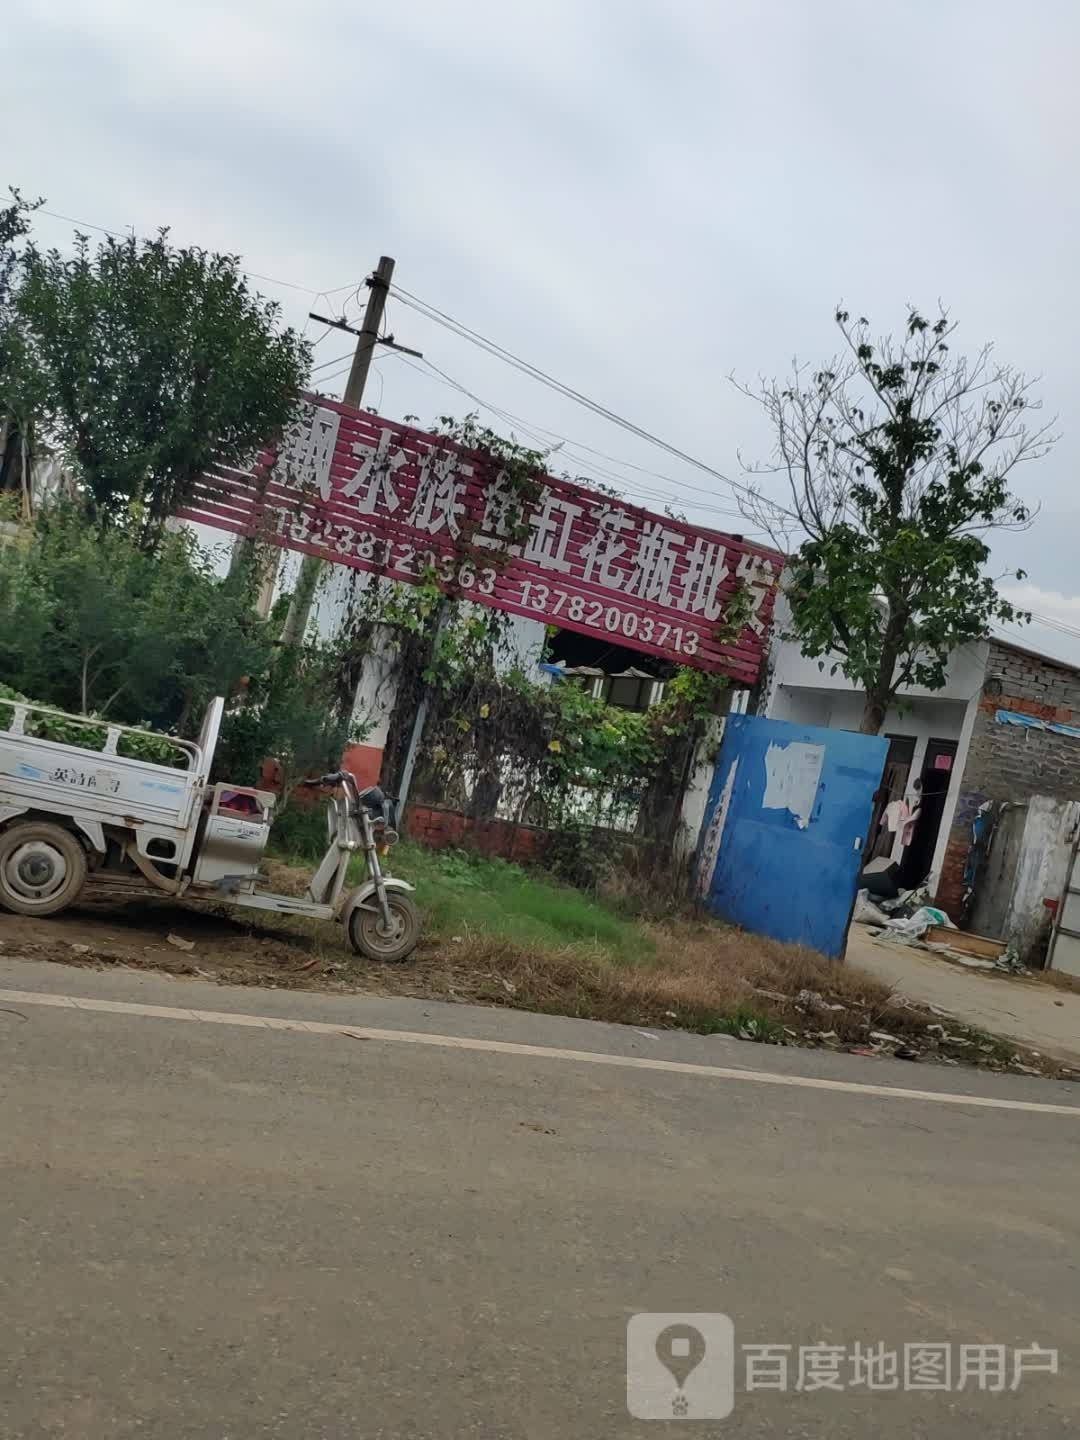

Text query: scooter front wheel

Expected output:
[348,892,421,963]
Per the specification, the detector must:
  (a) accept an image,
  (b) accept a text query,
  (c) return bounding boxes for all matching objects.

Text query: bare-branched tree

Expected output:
[736,307,1055,733]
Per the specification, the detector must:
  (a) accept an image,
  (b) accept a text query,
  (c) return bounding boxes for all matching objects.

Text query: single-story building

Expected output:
[756,599,1080,964]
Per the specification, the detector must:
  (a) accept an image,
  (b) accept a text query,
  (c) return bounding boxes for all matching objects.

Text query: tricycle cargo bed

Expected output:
[0,699,419,960]
[0,698,220,866]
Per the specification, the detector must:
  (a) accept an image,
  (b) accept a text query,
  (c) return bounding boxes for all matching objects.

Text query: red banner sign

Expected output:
[177,395,782,683]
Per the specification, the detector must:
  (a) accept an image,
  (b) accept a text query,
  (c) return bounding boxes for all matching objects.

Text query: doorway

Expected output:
[898,737,958,886]
[868,734,917,859]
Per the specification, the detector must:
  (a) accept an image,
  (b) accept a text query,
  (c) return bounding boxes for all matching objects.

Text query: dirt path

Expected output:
[847,924,1080,1067]
[0,881,462,1001]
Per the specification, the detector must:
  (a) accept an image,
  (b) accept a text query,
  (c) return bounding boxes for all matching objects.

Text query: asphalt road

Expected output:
[2,954,1079,1439]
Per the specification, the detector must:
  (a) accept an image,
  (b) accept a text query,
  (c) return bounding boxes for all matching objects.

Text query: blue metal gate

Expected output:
[696,715,887,959]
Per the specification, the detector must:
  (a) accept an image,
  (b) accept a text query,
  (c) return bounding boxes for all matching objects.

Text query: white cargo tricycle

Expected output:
[0,695,420,962]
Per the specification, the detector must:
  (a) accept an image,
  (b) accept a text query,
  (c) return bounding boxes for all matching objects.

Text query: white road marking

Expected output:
[2,985,1079,1117]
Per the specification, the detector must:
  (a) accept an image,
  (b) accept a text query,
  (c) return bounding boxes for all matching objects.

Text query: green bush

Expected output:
[0,503,271,733]
[267,802,332,863]
[0,507,365,791]
[0,681,184,766]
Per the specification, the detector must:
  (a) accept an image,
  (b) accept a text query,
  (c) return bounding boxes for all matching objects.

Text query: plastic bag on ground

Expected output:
[853,890,890,925]
[878,906,955,943]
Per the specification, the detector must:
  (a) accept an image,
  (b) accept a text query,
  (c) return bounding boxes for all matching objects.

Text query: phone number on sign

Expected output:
[271,509,499,594]
[518,580,701,655]
[271,508,702,656]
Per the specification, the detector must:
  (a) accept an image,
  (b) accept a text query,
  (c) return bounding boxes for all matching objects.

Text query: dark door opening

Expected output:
[898,737,958,886]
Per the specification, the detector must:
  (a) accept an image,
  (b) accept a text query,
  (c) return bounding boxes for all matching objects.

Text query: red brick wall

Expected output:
[978,692,1074,725]
[256,745,384,807]
[935,831,970,919]
[342,741,384,789]
[404,803,550,863]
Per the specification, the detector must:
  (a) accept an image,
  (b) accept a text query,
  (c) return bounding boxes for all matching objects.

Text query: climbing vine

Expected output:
[410,657,728,837]
[297,411,741,860]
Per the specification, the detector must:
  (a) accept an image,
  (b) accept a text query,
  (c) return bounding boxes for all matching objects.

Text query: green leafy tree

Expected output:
[739,307,1054,733]
[0,189,43,506]
[0,191,37,379]
[214,642,361,805]
[9,229,309,538]
[0,504,270,725]
[0,504,361,793]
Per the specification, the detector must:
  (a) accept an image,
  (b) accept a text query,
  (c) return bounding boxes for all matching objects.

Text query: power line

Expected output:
[312,351,402,391]
[1029,611,1080,641]
[416,354,749,515]
[381,351,771,535]
[32,206,360,301]
[387,282,794,522]
[416,357,759,525]
[311,349,354,375]
[992,619,1080,664]
[313,344,768,532]
[995,606,1080,643]
[29,201,783,527]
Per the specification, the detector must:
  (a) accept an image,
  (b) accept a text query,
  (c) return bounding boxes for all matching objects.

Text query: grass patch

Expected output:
[392,843,654,964]
[694,1006,787,1043]
[269,804,335,863]
[962,1028,1017,1064]
[248,834,1071,1076]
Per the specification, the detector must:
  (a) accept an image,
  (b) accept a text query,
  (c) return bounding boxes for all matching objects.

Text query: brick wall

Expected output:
[404,803,550,863]
[937,640,1080,916]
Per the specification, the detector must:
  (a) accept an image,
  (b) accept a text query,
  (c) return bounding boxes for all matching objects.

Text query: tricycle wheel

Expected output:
[348,893,420,963]
[0,821,88,916]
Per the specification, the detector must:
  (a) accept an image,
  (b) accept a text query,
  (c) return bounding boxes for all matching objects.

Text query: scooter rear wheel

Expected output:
[348,892,420,963]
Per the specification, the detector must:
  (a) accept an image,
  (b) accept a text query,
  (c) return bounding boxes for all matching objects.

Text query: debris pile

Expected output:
[855,885,1032,974]
[775,978,1071,1077]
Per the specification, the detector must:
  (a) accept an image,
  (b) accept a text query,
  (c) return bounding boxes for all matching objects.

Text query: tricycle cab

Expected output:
[191,783,277,887]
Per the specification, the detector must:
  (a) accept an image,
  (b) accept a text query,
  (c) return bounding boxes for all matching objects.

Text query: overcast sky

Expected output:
[7,0,1080,658]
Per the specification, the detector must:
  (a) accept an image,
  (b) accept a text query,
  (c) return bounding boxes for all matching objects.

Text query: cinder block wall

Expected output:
[936,641,1080,916]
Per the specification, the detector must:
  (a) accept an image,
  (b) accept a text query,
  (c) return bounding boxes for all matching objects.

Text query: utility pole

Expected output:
[279,256,397,648]
[277,252,436,824]
[342,254,395,411]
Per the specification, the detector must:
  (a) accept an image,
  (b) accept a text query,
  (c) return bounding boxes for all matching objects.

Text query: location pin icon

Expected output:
[655,1322,707,1392]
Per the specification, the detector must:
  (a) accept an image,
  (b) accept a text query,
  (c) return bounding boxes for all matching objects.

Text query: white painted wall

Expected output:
[762,686,971,866]
[343,611,547,750]
[301,558,548,675]
[497,613,547,677]
[351,624,399,748]
[1008,798,1080,961]
[928,684,983,890]
[768,685,968,748]
[675,716,724,862]
[303,557,367,644]
[302,560,550,749]
[764,593,988,707]
[759,590,991,889]
[678,601,986,868]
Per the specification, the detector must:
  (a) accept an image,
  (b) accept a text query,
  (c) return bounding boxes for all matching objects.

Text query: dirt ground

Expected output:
[0,876,465,1001]
[848,923,1080,1068]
